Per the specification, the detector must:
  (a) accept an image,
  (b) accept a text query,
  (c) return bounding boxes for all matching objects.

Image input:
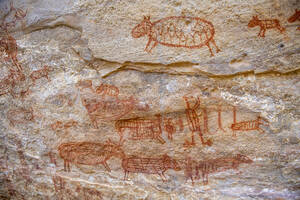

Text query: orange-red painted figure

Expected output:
[132,16,220,56]
[122,154,181,181]
[288,9,300,30]
[248,16,285,37]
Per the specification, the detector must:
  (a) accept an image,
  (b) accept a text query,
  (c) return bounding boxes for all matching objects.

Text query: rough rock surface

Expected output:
[0,0,299,199]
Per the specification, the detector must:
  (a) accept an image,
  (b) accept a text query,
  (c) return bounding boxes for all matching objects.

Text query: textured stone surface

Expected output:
[0,0,299,199]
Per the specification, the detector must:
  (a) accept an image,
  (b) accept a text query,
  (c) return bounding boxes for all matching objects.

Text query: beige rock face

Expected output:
[0,0,299,199]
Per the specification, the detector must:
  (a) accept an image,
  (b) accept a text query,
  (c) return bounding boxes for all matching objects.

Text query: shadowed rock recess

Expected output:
[0,0,299,199]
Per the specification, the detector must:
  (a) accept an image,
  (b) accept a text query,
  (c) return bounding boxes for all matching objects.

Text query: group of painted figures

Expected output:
[132,10,300,55]
[1,2,297,192]
[55,81,265,184]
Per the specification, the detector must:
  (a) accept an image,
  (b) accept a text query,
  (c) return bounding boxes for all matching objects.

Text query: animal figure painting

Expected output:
[132,16,220,56]
[184,154,253,185]
[58,140,125,172]
[122,154,181,181]
[248,16,285,37]
[288,9,300,30]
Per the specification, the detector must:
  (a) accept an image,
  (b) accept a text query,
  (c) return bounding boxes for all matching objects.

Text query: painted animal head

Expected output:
[82,98,99,113]
[131,16,152,38]
[76,80,93,90]
[105,139,125,158]
[235,154,253,164]
[162,154,181,171]
[288,9,300,23]
[248,16,260,27]
[43,65,53,72]
[96,83,119,98]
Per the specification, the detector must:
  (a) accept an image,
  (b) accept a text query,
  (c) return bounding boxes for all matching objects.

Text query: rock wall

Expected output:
[0,0,299,199]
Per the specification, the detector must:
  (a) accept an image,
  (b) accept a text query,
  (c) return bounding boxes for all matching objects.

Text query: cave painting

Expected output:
[30,65,53,84]
[7,107,34,126]
[77,80,149,128]
[122,154,181,181]
[288,9,300,30]
[50,120,78,134]
[184,154,253,185]
[132,16,220,56]
[58,140,125,172]
[76,186,103,200]
[230,107,269,137]
[115,114,165,144]
[0,2,26,71]
[248,16,285,37]
[183,94,212,147]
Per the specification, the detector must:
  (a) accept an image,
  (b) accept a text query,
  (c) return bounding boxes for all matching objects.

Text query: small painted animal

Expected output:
[248,16,285,37]
[122,154,181,181]
[115,114,165,144]
[6,107,34,126]
[230,116,269,136]
[185,154,253,184]
[0,34,22,71]
[96,83,119,98]
[132,16,220,56]
[50,120,78,133]
[58,140,125,172]
[288,9,300,30]
[81,96,136,128]
[30,65,53,84]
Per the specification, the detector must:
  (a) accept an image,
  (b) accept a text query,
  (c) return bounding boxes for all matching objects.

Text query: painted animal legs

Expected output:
[211,38,221,53]
[145,39,158,53]
[102,161,111,172]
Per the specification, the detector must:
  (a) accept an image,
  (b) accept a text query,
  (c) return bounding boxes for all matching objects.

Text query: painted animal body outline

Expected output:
[6,107,34,126]
[122,154,181,181]
[248,16,285,37]
[288,9,300,30]
[58,140,125,172]
[230,116,269,136]
[132,16,220,56]
[82,96,136,128]
[30,65,53,84]
[185,154,253,185]
[115,114,165,144]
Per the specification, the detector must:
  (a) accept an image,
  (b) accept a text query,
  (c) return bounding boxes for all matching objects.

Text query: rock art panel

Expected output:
[0,0,299,199]
[132,16,220,56]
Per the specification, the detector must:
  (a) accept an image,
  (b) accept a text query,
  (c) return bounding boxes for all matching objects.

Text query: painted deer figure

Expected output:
[248,16,285,37]
[132,16,220,56]
[288,9,300,30]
